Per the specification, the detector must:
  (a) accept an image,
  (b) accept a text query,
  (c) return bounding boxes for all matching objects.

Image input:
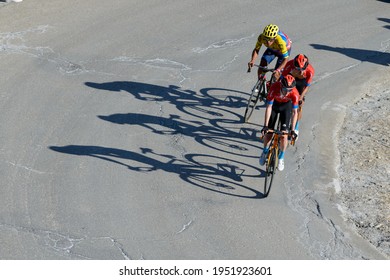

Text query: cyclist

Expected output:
[281,54,315,138]
[259,75,299,171]
[248,24,292,82]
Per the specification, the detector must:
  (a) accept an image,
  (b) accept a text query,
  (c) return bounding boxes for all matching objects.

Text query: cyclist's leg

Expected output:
[260,106,277,165]
[278,101,293,153]
[268,103,279,130]
[263,106,278,151]
[274,55,284,71]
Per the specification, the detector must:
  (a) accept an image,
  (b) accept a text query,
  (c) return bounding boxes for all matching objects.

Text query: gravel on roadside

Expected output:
[338,77,390,258]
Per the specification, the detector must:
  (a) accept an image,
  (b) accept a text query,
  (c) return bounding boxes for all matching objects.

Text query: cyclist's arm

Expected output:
[249,48,259,66]
[300,67,314,102]
[290,91,300,130]
[249,35,262,67]
[300,85,310,103]
[291,107,298,132]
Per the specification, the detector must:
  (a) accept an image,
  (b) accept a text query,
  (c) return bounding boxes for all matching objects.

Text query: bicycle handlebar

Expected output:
[247,64,275,73]
[259,129,289,140]
[266,129,290,135]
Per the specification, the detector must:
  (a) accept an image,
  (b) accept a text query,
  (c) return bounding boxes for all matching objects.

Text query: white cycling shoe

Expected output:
[277,159,285,171]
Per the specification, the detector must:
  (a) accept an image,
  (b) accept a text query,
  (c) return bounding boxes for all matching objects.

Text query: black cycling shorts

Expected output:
[268,100,292,132]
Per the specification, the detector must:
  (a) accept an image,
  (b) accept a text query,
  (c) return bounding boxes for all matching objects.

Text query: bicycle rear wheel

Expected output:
[263,147,277,197]
[244,79,264,122]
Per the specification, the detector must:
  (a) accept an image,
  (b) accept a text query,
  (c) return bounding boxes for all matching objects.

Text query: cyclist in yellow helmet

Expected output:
[248,24,292,80]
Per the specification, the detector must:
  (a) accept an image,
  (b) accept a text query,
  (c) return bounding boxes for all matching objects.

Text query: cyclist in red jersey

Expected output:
[259,75,299,171]
[281,54,315,137]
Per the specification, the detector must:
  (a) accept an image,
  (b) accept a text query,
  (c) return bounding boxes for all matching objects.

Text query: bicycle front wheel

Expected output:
[263,148,277,197]
[244,79,264,122]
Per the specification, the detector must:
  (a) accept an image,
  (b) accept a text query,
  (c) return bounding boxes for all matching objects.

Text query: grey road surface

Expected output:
[0,0,389,259]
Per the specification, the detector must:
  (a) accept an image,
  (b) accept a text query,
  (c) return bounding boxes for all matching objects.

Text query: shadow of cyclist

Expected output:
[378,17,390,29]
[49,145,264,198]
[61,81,268,197]
[85,81,248,113]
[310,43,390,66]
[98,112,260,158]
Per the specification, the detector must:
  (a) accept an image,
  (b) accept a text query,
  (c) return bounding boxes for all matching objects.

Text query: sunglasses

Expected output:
[264,37,275,42]
[295,67,307,71]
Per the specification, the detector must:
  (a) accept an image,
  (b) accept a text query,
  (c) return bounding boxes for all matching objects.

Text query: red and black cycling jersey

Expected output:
[281,60,315,87]
[266,82,300,109]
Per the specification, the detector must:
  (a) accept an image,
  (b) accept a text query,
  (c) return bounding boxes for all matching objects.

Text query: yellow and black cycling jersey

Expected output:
[255,31,292,58]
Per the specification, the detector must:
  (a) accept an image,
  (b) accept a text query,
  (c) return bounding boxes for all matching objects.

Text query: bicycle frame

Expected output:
[248,65,276,88]
[244,65,275,123]
[261,129,290,160]
[265,129,288,164]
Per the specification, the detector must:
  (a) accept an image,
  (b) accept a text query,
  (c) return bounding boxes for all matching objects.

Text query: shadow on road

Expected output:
[84,81,248,114]
[86,81,261,156]
[310,43,390,66]
[49,145,265,199]
[378,17,390,29]
[49,81,269,198]
[97,113,260,157]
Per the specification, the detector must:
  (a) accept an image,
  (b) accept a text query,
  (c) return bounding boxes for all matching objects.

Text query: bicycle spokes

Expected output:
[244,80,267,122]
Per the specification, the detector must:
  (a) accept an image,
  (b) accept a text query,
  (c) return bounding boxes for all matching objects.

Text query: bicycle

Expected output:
[260,120,297,197]
[244,65,275,123]
[260,128,285,197]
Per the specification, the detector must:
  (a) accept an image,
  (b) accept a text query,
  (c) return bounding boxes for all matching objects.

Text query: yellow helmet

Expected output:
[263,24,279,38]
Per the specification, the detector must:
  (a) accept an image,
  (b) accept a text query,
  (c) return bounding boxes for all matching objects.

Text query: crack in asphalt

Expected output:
[0,222,133,259]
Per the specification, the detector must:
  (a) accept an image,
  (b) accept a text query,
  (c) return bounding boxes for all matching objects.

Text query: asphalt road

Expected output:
[0,0,389,259]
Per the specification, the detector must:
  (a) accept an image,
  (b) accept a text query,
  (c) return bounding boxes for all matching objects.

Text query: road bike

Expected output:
[244,65,275,123]
[261,128,286,197]
[262,126,297,197]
